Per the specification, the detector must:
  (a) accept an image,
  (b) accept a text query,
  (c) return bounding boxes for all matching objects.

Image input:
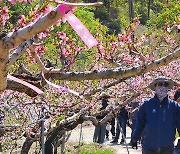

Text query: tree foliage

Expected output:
[0,0,179,153]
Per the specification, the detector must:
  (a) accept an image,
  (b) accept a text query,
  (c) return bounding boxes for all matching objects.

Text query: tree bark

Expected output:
[21,137,35,154]
[0,6,63,93]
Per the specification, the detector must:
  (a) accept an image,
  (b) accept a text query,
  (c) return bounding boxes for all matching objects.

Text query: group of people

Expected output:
[93,76,180,154]
[93,93,138,145]
[93,92,130,144]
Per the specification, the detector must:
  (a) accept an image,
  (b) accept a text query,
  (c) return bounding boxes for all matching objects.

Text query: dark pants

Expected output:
[130,118,136,142]
[93,123,106,144]
[114,118,127,141]
[106,118,115,138]
[174,148,180,154]
[142,149,173,154]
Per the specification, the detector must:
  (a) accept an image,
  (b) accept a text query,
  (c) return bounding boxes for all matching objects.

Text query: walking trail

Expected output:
[68,122,142,154]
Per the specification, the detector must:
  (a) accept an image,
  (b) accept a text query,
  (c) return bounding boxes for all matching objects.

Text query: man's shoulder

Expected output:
[168,98,180,106]
[139,98,156,109]
[143,97,155,104]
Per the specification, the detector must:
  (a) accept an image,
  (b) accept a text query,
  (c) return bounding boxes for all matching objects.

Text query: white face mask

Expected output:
[154,86,169,102]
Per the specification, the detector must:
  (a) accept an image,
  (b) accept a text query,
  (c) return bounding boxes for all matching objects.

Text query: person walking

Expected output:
[132,77,180,154]
[128,101,139,145]
[93,93,109,144]
[110,105,129,144]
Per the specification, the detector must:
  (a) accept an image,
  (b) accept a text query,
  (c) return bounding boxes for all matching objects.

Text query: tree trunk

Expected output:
[21,137,35,154]
[45,119,82,154]
[148,0,151,19]
[128,0,134,23]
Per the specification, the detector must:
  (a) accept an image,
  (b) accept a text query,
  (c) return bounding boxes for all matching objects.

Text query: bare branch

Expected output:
[49,48,180,81]
[8,39,34,68]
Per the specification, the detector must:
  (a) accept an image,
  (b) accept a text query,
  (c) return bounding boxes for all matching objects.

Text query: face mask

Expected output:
[154,86,168,102]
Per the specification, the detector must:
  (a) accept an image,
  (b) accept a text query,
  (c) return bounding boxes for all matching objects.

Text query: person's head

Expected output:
[99,92,110,100]
[174,88,180,103]
[148,77,175,101]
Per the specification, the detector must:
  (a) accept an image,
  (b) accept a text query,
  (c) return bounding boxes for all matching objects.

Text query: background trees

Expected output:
[0,0,179,153]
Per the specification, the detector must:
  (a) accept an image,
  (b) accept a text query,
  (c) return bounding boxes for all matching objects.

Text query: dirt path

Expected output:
[68,122,142,154]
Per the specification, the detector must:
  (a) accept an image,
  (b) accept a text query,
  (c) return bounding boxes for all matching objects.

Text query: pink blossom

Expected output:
[56,20,61,26]
[118,34,125,41]
[34,5,40,14]
[25,21,33,27]
[124,36,131,43]
[122,55,133,63]
[98,42,104,51]
[111,42,118,48]
[8,0,16,4]
[17,15,25,24]
[17,0,24,2]
[135,20,140,26]
[136,41,142,46]
[43,5,54,14]
[34,13,41,22]
[57,32,66,39]
[62,48,70,57]
[2,6,8,14]
[165,37,175,44]
[35,46,47,56]
[74,47,83,52]
[1,20,6,26]
[177,25,180,30]
[37,32,46,39]
[1,6,9,24]
[133,17,140,26]
[61,41,66,46]
[118,42,124,47]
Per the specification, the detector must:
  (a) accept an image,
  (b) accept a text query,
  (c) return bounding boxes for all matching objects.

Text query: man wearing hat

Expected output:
[131,77,180,154]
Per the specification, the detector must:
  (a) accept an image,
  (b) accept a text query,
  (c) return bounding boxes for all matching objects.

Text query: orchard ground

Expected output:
[68,121,142,154]
[6,121,142,154]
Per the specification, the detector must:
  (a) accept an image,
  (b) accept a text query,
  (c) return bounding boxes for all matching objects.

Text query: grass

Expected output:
[80,148,114,154]
[63,142,115,154]
[4,140,115,154]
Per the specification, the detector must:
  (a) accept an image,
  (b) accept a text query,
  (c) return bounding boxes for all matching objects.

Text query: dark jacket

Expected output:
[117,107,128,121]
[96,98,108,119]
[132,94,180,150]
[130,102,139,120]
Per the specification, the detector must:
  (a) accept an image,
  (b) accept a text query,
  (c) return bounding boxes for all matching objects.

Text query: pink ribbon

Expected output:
[58,5,98,49]
[7,75,43,95]
[42,72,83,98]
[58,4,73,15]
